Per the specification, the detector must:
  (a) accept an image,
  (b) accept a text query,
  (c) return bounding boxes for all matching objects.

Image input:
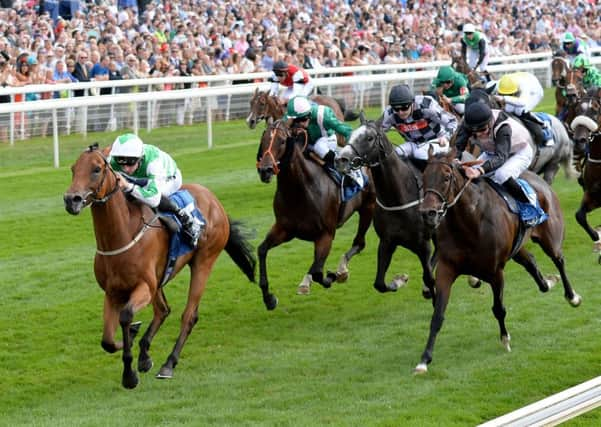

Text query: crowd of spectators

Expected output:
[0,0,600,139]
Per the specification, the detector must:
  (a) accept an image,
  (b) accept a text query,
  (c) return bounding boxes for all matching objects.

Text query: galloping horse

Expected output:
[551,57,585,120]
[256,120,376,309]
[64,144,256,388]
[414,148,581,373]
[570,90,601,259]
[336,114,436,299]
[246,88,359,131]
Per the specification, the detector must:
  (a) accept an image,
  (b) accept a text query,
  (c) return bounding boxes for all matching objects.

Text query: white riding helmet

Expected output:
[287,96,312,119]
[110,133,144,158]
[463,23,476,34]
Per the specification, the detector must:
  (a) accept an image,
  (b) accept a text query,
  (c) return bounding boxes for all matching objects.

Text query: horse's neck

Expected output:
[442,180,493,236]
[371,153,421,204]
[91,191,143,250]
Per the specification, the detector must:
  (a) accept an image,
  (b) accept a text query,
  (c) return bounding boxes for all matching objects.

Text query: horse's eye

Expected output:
[93,166,101,174]
[444,174,451,182]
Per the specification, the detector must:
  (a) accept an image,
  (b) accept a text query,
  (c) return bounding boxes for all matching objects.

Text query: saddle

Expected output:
[307,151,368,202]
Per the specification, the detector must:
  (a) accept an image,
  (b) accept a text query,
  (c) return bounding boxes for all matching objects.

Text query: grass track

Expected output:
[1,92,601,426]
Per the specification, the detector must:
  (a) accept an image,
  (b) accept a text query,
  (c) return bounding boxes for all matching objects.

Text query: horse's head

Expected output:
[64,143,119,215]
[256,120,297,183]
[247,89,284,129]
[337,112,389,173]
[419,147,464,228]
[571,93,601,153]
[551,57,569,87]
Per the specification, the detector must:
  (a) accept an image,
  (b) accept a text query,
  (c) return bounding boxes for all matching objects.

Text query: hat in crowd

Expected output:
[463,23,476,34]
[421,44,434,54]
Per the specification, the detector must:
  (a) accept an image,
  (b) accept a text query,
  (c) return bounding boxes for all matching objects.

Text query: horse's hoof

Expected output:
[156,366,174,379]
[297,284,310,295]
[413,363,428,374]
[501,334,511,352]
[264,294,278,310]
[336,271,349,283]
[545,274,560,290]
[568,293,582,307]
[122,372,139,389]
[138,357,153,373]
[468,276,482,288]
[390,274,409,291]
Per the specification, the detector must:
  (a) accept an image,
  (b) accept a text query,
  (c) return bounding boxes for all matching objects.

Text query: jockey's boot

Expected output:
[503,177,530,204]
[323,150,336,171]
[159,195,204,247]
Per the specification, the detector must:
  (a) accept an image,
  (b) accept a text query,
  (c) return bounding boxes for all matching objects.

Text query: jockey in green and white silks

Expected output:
[461,23,489,73]
[561,32,590,65]
[109,133,203,247]
[572,55,601,91]
[285,96,352,168]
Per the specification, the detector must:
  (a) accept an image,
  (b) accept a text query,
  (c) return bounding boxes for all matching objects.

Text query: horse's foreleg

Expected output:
[373,239,401,293]
[489,271,510,352]
[309,233,335,289]
[575,194,601,244]
[512,248,551,293]
[101,295,122,353]
[138,288,171,373]
[417,242,436,302]
[337,203,372,282]
[119,284,152,389]
[415,262,457,374]
[257,224,291,310]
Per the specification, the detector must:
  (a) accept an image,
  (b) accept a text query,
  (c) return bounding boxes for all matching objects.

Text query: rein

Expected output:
[96,213,160,256]
[257,123,289,175]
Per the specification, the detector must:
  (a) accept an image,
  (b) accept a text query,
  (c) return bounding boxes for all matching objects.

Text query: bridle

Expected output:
[256,120,291,175]
[423,160,473,219]
[79,147,121,207]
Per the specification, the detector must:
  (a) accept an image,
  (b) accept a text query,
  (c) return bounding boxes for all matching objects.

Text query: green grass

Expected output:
[1,91,600,426]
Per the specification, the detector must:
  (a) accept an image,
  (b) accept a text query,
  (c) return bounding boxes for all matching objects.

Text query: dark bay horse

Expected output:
[256,120,376,309]
[64,144,256,388]
[551,57,585,121]
[414,148,581,373]
[336,114,436,299]
[570,90,601,260]
[246,88,359,133]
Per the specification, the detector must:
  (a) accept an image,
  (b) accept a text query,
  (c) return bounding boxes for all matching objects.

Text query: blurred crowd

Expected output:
[0,0,600,99]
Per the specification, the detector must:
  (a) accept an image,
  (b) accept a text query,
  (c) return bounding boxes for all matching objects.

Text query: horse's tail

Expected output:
[334,97,360,122]
[225,218,257,283]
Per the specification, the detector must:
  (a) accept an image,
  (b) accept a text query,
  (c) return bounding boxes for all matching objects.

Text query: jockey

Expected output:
[495,72,553,147]
[284,96,351,169]
[109,133,204,247]
[456,102,533,204]
[461,23,490,77]
[560,32,590,65]
[269,60,314,107]
[430,65,469,115]
[572,55,601,92]
[381,84,456,169]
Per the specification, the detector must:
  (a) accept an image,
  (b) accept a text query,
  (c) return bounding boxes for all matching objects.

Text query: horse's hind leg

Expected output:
[258,224,292,309]
[138,288,171,373]
[575,193,601,245]
[512,248,552,293]
[534,238,582,307]
[489,271,511,352]
[157,256,217,380]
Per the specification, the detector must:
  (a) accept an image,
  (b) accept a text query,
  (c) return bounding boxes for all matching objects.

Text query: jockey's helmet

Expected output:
[562,32,576,44]
[286,96,312,119]
[273,60,289,74]
[436,66,455,83]
[573,55,590,70]
[111,133,144,163]
[463,23,476,34]
[464,102,492,131]
[389,84,414,108]
[497,74,519,95]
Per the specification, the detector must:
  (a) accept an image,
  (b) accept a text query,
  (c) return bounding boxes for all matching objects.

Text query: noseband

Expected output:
[424,161,473,218]
[256,121,292,175]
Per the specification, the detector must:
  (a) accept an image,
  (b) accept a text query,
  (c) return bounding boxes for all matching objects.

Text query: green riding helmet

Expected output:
[437,66,455,83]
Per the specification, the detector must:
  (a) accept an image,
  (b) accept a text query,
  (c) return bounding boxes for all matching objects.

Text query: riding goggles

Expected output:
[392,103,412,112]
[114,157,140,166]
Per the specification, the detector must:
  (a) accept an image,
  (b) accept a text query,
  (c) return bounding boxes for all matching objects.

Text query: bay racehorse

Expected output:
[570,89,601,260]
[246,89,359,135]
[450,53,493,87]
[414,148,581,373]
[64,144,256,388]
[336,113,436,299]
[256,120,376,309]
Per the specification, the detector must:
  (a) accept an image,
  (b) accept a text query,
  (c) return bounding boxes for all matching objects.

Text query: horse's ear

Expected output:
[101,145,111,156]
[427,144,435,160]
[88,143,99,152]
[359,110,367,125]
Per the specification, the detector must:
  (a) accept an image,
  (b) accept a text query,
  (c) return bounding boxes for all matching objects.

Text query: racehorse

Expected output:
[256,120,376,309]
[570,90,601,259]
[246,88,359,132]
[551,57,585,120]
[64,144,256,388]
[450,53,492,87]
[336,113,436,299]
[414,148,581,373]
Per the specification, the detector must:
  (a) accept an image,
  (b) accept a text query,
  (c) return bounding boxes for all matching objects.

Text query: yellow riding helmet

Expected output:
[497,75,519,95]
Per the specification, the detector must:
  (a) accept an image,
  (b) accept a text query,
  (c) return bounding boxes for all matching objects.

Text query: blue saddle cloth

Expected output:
[324,167,369,202]
[488,178,548,228]
[159,190,205,286]
[532,112,554,143]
